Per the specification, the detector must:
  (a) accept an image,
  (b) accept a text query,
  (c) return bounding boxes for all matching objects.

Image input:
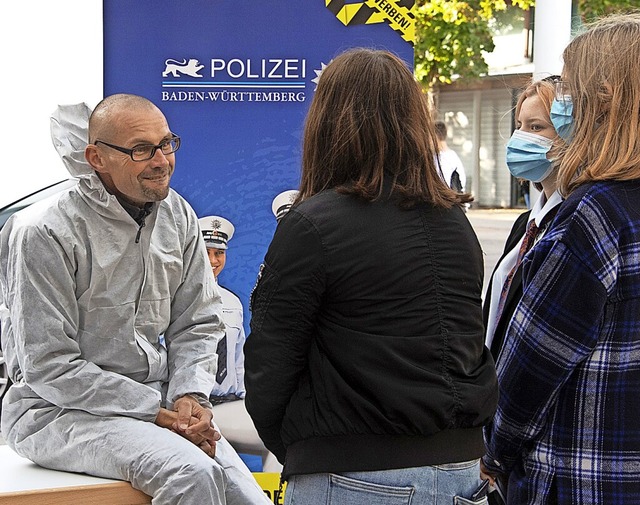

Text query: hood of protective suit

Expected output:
[50,103,93,178]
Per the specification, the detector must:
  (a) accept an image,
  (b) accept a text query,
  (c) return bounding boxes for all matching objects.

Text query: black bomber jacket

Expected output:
[245,187,498,479]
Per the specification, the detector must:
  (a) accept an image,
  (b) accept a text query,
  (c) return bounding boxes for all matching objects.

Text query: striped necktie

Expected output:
[494,219,539,325]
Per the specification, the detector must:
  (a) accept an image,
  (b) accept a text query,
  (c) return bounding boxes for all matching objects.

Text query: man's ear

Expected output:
[85,144,106,173]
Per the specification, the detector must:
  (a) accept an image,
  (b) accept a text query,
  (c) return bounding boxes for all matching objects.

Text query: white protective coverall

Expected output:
[0,104,270,504]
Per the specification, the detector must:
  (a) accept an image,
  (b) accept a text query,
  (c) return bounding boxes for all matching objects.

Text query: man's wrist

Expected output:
[154,407,174,428]
[184,392,213,410]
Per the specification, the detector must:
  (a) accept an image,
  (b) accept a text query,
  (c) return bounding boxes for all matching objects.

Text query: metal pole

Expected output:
[529,0,572,205]
[532,0,572,80]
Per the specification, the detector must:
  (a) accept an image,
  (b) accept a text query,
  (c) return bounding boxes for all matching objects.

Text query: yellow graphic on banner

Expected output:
[325,0,415,45]
[253,472,287,504]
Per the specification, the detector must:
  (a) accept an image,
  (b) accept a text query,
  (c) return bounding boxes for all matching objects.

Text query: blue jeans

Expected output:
[284,459,488,505]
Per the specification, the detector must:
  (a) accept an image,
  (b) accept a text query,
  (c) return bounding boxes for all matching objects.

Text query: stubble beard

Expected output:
[139,169,172,202]
[141,184,170,202]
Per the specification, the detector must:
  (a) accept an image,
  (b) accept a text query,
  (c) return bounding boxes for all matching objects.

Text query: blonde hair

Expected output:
[515,80,555,121]
[298,48,470,209]
[558,13,640,195]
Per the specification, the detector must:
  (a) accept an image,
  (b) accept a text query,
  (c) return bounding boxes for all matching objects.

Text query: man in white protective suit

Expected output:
[0,94,271,504]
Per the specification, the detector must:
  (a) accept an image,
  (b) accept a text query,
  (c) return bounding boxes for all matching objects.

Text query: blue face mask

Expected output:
[506,129,554,183]
[550,97,574,142]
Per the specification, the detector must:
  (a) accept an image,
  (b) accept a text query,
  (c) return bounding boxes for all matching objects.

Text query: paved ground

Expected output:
[467,208,524,296]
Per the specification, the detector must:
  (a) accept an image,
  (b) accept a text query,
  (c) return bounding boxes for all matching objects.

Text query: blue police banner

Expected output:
[104,1,414,333]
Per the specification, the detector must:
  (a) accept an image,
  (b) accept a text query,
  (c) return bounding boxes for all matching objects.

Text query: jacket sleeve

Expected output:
[244,210,326,463]
[483,227,609,474]
[0,219,162,420]
[164,207,224,407]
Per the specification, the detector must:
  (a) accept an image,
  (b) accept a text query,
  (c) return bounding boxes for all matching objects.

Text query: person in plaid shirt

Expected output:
[482,13,640,505]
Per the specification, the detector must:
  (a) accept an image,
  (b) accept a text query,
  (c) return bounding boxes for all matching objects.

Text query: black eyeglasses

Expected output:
[541,74,561,84]
[94,135,181,162]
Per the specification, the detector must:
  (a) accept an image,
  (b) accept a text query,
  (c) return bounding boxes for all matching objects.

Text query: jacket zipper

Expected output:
[135,218,146,244]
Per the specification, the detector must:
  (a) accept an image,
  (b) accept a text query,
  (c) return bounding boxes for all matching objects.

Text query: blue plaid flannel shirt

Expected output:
[484,180,640,504]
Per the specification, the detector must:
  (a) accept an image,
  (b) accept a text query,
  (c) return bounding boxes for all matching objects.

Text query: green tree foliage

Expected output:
[414,0,638,89]
[578,0,640,22]
[414,0,535,88]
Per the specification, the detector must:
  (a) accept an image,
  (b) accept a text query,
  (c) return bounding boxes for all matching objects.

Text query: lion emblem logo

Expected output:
[162,58,205,78]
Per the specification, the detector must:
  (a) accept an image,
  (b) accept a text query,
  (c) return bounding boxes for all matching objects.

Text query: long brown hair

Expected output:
[558,13,640,195]
[298,48,471,208]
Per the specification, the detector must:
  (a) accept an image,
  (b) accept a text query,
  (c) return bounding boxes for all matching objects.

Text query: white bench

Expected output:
[213,400,283,473]
[0,445,151,505]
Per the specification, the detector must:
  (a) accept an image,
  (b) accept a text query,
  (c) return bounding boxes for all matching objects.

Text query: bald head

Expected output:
[89,94,162,143]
